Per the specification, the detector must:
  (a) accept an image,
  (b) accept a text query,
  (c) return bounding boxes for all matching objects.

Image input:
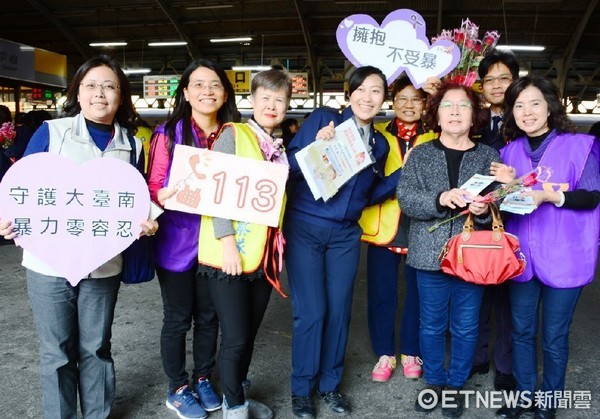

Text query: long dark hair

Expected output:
[164,59,239,150]
[424,82,488,136]
[62,55,139,133]
[503,76,576,139]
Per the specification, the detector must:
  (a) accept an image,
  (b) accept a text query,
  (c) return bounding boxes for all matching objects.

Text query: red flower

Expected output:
[454,31,465,43]
[0,122,17,149]
[521,172,538,187]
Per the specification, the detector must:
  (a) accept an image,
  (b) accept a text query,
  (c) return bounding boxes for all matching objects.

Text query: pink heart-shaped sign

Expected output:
[0,153,150,286]
[337,9,460,87]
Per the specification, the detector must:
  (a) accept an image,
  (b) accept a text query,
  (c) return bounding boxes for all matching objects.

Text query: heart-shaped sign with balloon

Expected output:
[0,153,150,286]
[336,9,460,87]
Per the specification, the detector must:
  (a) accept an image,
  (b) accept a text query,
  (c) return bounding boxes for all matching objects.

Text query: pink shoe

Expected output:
[371,355,396,382]
[401,354,423,379]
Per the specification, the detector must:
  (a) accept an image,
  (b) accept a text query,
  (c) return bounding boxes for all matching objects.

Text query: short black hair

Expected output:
[348,66,388,99]
[391,76,425,100]
[478,50,520,80]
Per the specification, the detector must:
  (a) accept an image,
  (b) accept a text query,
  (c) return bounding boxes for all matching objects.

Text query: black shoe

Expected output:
[317,391,351,416]
[442,386,464,418]
[535,407,556,419]
[414,384,444,413]
[496,403,534,418]
[468,362,490,379]
[291,395,315,418]
[494,371,517,392]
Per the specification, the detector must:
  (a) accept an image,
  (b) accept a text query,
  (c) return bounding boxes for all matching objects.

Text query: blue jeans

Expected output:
[27,270,120,419]
[367,245,420,357]
[417,269,484,388]
[509,278,582,399]
[284,218,362,396]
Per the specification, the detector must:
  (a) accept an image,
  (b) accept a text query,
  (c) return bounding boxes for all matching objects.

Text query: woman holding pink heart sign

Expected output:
[0,55,157,419]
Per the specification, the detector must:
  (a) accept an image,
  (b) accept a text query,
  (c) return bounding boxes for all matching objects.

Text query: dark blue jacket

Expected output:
[285,107,400,227]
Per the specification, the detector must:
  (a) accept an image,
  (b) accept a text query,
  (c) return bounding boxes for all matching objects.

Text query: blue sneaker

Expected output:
[194,378,222,412]
[166,385,207,419]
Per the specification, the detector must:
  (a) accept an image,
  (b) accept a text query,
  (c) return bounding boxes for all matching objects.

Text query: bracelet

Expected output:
[554,190,565,207]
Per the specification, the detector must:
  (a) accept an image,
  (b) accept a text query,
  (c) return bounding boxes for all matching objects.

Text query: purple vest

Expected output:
[501,132,600,288]
[153,121,203,272]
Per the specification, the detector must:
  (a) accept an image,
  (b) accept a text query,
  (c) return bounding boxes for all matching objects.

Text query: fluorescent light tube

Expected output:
[90,42,128,47]
[496,45,545,52]
[148,41,188,47]
[210,37,253,43]
[231,66,271,71]
[123,68,151,75]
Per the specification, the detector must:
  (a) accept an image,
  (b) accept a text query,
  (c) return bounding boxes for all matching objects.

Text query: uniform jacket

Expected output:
[285,107,400,227]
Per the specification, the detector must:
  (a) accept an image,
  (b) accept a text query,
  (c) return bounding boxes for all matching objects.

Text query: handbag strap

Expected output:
[462,202,504,236]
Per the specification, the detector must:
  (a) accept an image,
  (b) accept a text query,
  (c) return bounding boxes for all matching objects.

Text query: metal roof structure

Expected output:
[4,0,600,104]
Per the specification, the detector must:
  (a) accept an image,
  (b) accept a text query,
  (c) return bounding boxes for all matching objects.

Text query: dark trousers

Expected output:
[473,283,513,374]
[284,218,362,397]
[157,266,218,393]
[367,245,420,357]
[207,276,272,407]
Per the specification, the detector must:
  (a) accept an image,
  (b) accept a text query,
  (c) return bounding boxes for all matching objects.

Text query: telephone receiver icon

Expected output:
[189,154,207,180]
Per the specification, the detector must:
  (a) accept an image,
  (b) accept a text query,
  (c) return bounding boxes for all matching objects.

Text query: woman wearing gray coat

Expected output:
[397,82,501,418]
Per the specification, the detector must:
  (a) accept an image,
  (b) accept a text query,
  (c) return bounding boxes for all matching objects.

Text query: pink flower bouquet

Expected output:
[432,18,501,87]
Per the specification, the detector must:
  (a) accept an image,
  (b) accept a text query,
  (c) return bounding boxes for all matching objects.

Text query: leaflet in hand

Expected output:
[296,119,374,202]
[459,174,496,199]
[500,188,537,214]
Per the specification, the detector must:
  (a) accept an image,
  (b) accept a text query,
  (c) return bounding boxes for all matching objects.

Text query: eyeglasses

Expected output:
[188,81,224,91]
[439,100,473,110]
[80,81,120,92]
[394,96,425,106]
[482,75,513,86]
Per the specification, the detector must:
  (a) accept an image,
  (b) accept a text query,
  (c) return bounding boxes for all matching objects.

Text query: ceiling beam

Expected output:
[556,0,598,97]
[154,0,202,60]
[292,0,318,106]
[26,0,95,59]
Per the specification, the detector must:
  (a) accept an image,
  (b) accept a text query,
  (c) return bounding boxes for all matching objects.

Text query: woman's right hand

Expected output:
[220,235,242,276]
[156,187,177,207]
[316,121,336,141]
[490,162,516,184]
[0,219,17,240]
[439,188,473,209]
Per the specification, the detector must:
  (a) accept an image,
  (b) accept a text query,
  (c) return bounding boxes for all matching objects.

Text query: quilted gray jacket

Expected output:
[397,140,500,271]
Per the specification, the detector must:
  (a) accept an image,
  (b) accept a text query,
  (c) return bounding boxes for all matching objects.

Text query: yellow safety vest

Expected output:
[198,123,279,273]
[358,121,437,245]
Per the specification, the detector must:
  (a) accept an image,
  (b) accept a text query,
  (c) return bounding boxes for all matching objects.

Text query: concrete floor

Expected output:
[1,243,598,418]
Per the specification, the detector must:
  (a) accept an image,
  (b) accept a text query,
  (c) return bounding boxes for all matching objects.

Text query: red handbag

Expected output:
[438,204,526,285]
